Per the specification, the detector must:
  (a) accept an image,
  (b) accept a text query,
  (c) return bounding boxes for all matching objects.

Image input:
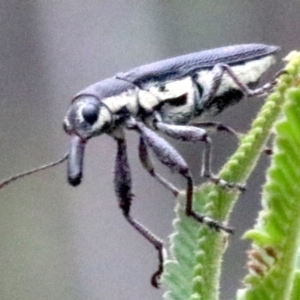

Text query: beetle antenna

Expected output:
[0,153,68,189]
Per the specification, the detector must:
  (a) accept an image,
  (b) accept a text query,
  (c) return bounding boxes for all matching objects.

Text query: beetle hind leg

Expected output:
[155,122,245,192]
[190,121,241,139]
[200,133,246,191]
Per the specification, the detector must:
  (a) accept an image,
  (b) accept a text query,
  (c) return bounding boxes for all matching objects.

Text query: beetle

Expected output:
[0,44,279,287]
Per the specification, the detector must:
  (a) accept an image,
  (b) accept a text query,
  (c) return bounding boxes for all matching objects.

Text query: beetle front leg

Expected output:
[114,135,165,288]
[155,122,245,191]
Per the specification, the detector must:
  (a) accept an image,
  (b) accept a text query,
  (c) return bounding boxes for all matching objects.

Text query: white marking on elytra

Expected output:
[152,77,196,121]
[137,89,160,111]
[149,77,192,100]
[143,77,194,113]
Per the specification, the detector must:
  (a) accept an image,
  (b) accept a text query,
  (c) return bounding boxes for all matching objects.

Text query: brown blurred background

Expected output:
[0,1,299,299]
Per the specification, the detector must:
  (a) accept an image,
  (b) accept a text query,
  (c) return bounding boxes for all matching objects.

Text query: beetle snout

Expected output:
[67,135,86,186]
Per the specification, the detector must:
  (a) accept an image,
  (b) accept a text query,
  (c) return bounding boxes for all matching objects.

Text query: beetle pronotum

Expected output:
[0,44,279,287]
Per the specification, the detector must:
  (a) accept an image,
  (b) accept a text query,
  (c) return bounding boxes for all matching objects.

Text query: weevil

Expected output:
[0,44,279,287]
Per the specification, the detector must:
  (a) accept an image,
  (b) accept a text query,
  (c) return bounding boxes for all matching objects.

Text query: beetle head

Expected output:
[63,95,113,186]
[63,95,113,140]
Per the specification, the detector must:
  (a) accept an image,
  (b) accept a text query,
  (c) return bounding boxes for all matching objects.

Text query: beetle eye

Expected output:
[81,104,99,125]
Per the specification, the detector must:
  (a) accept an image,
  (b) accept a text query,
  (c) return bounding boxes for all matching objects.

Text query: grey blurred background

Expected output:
[0,1,299,300]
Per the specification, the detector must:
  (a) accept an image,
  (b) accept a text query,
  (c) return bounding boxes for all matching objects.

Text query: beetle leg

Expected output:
[199,63,276,106]
[130,120,233,234]
[191,121,274,156]
[189,121,241,139]
[113,134,164,288]
[155,122,245,191]
[138,135,180,197]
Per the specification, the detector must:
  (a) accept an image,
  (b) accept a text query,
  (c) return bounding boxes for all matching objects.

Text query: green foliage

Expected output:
[238,53,300,300]
[162,52,300,300]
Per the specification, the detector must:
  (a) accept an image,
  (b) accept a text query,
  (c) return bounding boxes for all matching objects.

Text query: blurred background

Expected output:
[0,1,299,299]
